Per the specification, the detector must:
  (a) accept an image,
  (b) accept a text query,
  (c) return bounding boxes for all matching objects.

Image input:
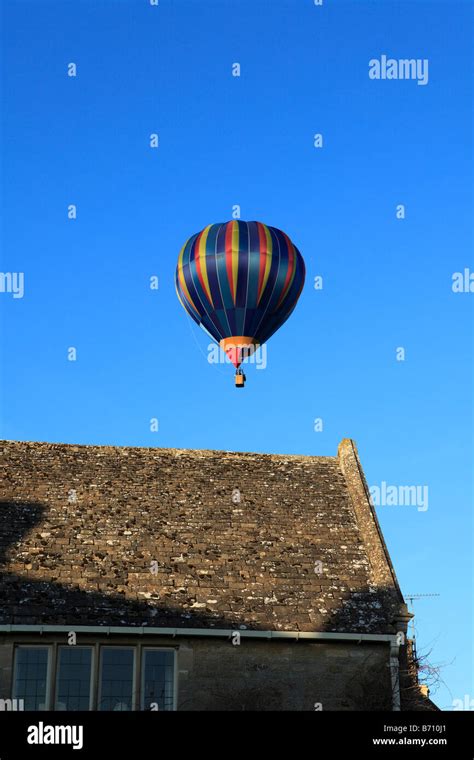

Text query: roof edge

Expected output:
[0,624,399,643]
[0,439,335,463]
[337,439,406,609]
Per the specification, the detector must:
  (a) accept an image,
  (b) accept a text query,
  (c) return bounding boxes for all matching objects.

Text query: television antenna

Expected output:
[405,593,440,660]
[406,592,440,609]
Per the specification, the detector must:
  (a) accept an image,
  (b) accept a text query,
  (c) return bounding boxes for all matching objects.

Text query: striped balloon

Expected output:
[175,220,305,368]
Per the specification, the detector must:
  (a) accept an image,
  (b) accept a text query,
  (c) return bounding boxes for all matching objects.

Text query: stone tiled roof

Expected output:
[0,439,406,633]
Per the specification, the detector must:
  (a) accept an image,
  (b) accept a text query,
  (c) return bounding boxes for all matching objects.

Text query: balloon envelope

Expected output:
[175,220,305,367]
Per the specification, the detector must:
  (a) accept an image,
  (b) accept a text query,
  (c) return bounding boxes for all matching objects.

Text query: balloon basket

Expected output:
[235,371,246,388]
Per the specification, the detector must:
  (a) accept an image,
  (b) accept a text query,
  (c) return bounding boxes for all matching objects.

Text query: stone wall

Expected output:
[178,638,392,711]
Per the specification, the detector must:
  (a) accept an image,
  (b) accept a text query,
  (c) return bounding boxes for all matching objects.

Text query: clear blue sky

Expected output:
[0,0,472,710]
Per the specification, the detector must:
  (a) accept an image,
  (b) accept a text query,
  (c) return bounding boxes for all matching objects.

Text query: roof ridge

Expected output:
[0,439,337,461]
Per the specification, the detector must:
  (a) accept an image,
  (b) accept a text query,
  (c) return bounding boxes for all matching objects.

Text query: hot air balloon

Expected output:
[175,220,305,387]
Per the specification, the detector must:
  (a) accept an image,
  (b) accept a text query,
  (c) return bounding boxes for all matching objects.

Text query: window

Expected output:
[141,649,174,711]
[13,647,50,711]
[11,644,176,710]
[98,648,135,711]
[55,647,93,711]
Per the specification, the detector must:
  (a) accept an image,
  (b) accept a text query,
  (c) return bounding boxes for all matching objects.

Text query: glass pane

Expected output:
[141,650,174,711]
[99,648,134,711]
[13,648,49,710]
[55,647,92,711]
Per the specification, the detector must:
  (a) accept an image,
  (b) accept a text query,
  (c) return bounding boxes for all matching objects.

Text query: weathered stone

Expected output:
[0,439,405,634]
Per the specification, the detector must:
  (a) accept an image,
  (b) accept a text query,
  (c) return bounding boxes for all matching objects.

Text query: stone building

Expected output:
[0,438,435,711]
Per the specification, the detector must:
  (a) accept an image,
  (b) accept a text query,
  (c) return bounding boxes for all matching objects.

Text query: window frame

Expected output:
[97,646,137,712]
[10,642,178,711]
[140,646,177,711]
[12,644,53,711]
[54,645,95,712]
